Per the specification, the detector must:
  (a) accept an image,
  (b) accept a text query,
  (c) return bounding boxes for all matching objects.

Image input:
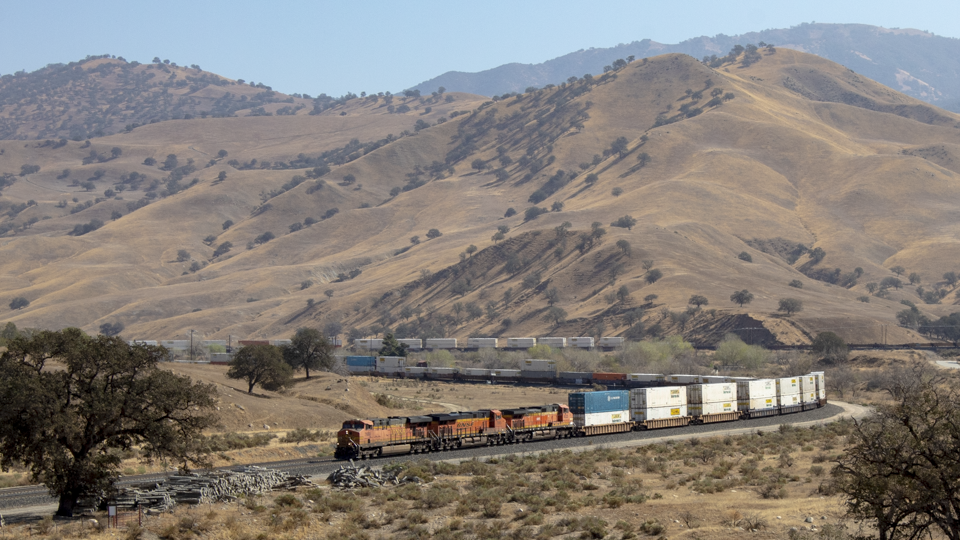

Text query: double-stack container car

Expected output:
[737,379,778,418]
[629,387,690,428]
[568,390,631,434]
[686,383,739,423]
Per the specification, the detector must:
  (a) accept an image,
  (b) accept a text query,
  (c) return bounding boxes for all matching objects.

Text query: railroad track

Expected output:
[0,403,858,512]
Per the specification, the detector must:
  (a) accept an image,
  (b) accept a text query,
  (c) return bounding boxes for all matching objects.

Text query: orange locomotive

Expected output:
[335,404,573,460]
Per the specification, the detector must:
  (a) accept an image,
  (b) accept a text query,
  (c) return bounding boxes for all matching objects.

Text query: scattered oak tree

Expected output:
[0,330,218,516]
[227,344,292,394]
[730,289,754,307]
[281,328,334,379]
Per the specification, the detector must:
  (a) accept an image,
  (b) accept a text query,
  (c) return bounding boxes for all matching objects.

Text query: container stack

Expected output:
[598,337,624,348]
[461,368,491,378]
[808,371,826,405]
[736,379,778,417]
[492,369,521,380]
[568,390,630,426]
[425,338,457,349]
[521,359,558,380]
[346,356,376,374]
[558,371,592,385]
[629,387,687,423]
[568,337,595,349]
[402,366,427,379]
[627,373,663,386]
[376,356,405,374]
[398,339,422,350]
[686,383,738,421]
[775,376,803,413]
[506,337,537,348]
[799,374,819,410]
[664,374,702,385]
[427,367,457,379]
[467,337,498,348]
[539,337,566,348]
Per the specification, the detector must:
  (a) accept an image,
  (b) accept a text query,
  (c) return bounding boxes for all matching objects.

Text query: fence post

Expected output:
[139,504,143,527]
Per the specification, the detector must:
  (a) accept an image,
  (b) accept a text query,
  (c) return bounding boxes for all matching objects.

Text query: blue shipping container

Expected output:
[568,390,630,414]
[345,356,377,366]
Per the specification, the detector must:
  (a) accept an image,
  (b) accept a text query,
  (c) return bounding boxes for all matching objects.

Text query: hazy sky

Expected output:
[4,0,959,96]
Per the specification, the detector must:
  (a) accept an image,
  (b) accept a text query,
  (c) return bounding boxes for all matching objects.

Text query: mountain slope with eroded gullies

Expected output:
[1,48,960,346]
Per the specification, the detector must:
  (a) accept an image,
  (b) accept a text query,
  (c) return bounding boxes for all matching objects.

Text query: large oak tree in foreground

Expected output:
[0,329,218,517]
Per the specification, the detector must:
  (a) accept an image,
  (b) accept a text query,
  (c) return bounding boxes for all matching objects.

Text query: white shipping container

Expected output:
[467,337,498,348]
[398,339,422,350]
[598,337,624,348]
[687,383,737,405]
[690,401,736,415]
[631,405,687,422]
[202,340,227,347]
[779,393,801,407]
[801,391,817,404]
[377,356,405,368]
[737,379,777,400]
[403,367,427,374]
[539,337,566,348]
[630,387,686,409]
[210,353,234,364]
[628,373,663,383]
[270,339,292,347]
[355,339,383,351]
[776,377,801,395]
[462,368,491,377]
[522,359,557,371]
[808,372,826,399]
[575,410,629,427]
[665,374,701,385]
[493,369,521,377]
[568,337,595,348]
[429,367,458,375]
[129,340,158,346]
[738,397,776,411]
[700,376,732,384]
[426,338,457,349]
[161,340,190,350]
[506,337,537,348]
[799,374,817,394]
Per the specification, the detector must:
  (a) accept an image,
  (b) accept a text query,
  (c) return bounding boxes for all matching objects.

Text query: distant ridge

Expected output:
[410,23,960,112]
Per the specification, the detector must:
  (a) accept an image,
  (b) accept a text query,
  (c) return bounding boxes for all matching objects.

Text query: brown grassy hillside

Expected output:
[2,48,960,346]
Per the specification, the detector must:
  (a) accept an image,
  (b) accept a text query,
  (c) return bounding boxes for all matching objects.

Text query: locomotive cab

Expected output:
[335,419,371,459]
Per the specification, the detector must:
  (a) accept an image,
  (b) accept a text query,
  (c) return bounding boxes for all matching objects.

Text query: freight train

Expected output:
[352,336,622,351]
[334,372,826,460]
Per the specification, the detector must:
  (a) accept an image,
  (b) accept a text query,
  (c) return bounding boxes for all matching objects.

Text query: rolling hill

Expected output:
[410,23,960,113]
[1,48,960,347]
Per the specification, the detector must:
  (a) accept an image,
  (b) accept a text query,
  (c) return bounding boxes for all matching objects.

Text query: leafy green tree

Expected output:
[217,171,227,182]
[688,295,708,308]
[465,245,478,257]
[788,280,803,289]
[616,239,632,256]
[177,249,190,262]
[611,215,637,230]
[471,159,486,171]
[811,331,848,363]
[504,208,517,218]
[543,306,568,327]
[551,201,564,212]
[282,328,334,379]
[9,297,29,310]
[880,277,902,290]
[866,282,878,294]
[909,272,922,285]
[945,272,959,286]
[342,174,357,185]
[0,329,217,516]
[585,173,599,185]
[426,229,442,239]
[610,136,629,157]
[617,285,631,303]
[218,150,228,159]
[492,231,505,244]
[890,265,906,277]
[777,298,803,316]
[377,333,408,357]
[544,287,560,306]
[636,152,651,166]
[213,242,232,257]
[227,344,292,394]
[834,370,960,540]
[645,269,663,284]
[730,289,754,307]
[738,251,753,262]
[98,322,124,336]
[222,220,233,230]
[611,187,623,197]
[524,206,548,221]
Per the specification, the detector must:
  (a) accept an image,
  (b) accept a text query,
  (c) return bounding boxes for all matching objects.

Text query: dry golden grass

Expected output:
[1,50,959,346]
[8,422,858,540]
